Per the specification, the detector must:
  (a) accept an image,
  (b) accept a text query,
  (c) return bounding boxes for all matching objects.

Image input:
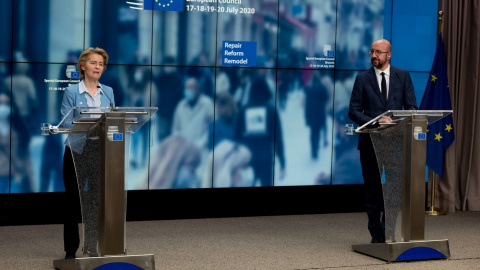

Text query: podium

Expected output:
[350,110,452,262]
[42,106,157,270]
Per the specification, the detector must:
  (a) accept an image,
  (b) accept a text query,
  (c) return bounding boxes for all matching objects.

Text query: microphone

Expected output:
[97,85,114,110]
[396,72,417,110]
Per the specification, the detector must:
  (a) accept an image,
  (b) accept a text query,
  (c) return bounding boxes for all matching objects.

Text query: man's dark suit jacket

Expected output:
[348,65,418,152]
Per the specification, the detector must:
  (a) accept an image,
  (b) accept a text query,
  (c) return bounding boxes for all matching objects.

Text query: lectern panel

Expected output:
[370,123,405,242]
[64,110,143,258]
[68,134,101,257]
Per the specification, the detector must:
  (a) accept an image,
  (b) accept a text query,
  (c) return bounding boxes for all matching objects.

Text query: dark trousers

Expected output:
[360,150,385,238]
[309,124,327,159]
[63,146,81,254]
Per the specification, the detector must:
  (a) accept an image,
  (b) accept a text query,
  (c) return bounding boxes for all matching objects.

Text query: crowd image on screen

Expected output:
[153,56,184,140]
[2,0,440,193]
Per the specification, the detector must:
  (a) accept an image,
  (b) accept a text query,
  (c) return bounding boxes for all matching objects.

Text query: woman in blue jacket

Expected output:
[61,47,114,259]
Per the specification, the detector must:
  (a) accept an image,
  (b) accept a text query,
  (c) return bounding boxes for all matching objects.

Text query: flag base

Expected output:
[425,206,447,216]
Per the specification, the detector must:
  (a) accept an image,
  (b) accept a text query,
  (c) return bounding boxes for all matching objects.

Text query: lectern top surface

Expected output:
[56,106,158,134]
[355,110,452,133]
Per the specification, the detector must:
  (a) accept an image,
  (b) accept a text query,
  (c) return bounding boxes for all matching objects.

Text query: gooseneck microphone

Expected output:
[97,85,114,110]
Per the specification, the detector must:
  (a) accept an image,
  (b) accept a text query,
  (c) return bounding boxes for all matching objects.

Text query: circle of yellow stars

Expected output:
[155,0,173,7]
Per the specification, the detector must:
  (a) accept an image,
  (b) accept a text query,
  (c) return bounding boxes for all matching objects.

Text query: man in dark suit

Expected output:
[348,39,418,243]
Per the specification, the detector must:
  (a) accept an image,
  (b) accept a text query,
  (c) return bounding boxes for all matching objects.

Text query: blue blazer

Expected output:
[60,82,115,149]
[348,66,418,151]
[60,83,115,128]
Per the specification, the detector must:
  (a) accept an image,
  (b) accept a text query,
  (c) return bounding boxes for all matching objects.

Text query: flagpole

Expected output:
[426,169,446,215]
[426,10,447,216]
[437,11,443,36]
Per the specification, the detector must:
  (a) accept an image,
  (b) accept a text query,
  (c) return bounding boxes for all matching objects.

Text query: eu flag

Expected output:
[143,0,184,11]
[419,33,454,177]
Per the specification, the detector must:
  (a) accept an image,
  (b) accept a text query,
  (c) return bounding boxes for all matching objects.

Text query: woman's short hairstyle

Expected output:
[77,47,109,80]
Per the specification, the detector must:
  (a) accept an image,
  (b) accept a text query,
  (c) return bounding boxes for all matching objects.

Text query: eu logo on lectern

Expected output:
[113,133,124,141]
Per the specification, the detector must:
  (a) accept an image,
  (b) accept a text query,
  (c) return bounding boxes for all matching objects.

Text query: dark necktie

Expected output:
[381,72,387,103]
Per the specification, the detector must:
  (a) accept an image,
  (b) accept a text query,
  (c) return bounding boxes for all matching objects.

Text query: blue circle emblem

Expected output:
[94,262,144,270]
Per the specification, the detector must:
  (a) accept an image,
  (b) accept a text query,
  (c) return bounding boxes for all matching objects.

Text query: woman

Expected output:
[61,47,114,259]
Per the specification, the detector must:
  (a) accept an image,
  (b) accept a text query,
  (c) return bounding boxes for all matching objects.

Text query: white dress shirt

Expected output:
[78,80,102,107]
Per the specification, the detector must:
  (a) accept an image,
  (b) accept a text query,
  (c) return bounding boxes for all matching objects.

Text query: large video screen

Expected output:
[0,0,437,193]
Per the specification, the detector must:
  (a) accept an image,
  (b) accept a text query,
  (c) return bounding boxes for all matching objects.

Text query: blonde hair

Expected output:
[77,47,109,79]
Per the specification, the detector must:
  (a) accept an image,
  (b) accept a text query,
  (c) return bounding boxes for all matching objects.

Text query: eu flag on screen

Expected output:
[143,0,184,11]
[419,33,454,178]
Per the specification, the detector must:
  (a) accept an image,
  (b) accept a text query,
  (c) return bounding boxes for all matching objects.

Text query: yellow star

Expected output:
[445,124,453,132]
[434,133,443,142]
[431,74,438,82]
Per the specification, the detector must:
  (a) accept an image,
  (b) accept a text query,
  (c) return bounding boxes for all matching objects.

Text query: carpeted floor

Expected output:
[0,211,478,270]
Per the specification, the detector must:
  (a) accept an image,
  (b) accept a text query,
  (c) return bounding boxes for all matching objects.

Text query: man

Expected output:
[172,77,214,150]
[348,39,418,243]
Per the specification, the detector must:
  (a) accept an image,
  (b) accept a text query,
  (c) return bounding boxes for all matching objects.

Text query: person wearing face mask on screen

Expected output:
[348,39,418,244]
[60,47,114,259]
[171,77,214,150]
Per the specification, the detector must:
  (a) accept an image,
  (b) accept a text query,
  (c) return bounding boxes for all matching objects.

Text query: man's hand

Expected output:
[378,116,393,128]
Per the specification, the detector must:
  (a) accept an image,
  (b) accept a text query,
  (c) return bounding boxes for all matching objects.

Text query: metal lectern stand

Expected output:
[351,110,451,262]
[43,106,157,270]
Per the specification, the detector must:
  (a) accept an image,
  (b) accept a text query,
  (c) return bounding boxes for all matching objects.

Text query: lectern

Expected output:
[42,106,157,270]
[350,110,451,262]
